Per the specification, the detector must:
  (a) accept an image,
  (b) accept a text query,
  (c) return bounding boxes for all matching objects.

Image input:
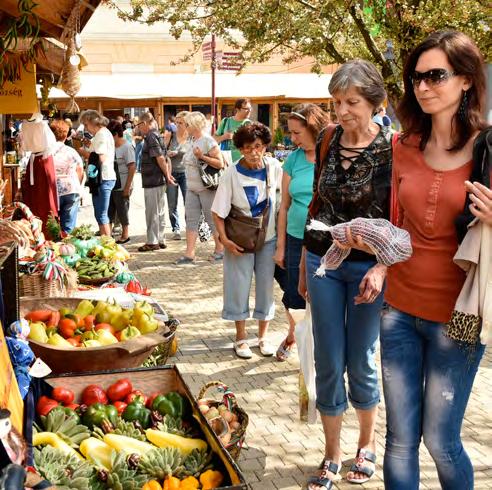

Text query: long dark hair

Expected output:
[397,30,487,152]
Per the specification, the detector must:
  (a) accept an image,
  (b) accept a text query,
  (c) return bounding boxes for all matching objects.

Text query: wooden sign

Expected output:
[0,64,38,115]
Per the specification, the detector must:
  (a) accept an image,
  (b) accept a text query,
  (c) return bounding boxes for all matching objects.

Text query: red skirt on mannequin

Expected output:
[21,154,58,235]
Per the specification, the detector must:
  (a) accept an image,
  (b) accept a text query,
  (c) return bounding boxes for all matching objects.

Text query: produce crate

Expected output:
[26,366,247,489]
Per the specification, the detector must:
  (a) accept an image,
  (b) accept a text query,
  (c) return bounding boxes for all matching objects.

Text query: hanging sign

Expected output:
[0,64,38,114]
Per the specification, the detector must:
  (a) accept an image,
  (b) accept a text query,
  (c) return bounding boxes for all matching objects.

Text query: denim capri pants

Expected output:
[92,179,115,225]
[306,250,383,416]
[274,233,306,310]
[222,238,276,321]
[185,189,216,233]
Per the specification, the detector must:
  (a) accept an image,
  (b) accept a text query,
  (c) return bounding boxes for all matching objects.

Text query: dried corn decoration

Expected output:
[60,35,81,113]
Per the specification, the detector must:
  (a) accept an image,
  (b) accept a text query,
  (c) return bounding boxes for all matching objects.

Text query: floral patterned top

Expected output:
[303,125,393,258]
[52,142,84,197]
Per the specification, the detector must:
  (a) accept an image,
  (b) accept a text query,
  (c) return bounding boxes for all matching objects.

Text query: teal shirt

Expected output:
[283,149,315,239]
[216,117,250,162]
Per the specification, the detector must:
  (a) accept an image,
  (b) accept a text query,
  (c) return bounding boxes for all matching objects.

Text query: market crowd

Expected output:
[7,29,492,490]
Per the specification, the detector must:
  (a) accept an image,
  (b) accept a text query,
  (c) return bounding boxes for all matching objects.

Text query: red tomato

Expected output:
[146,392,161,409]
[83,315,95,331]
[95,323,115,335]
[113,401,128,415]
[58,318,77,339]
[51,387,75,405]
[107,379,133,402]
[81,384,108,405]
[64,403,80,411]
[125,390,147,405]
[36,396,59,416]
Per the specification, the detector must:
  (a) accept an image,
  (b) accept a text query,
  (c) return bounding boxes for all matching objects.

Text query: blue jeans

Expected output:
[92,180,115,225]
[306,251,382,416]
[166,172,187,232]
[58,193,80,233]
[380,305,485,490]
[222,238,276,321]
[135,141,143,172]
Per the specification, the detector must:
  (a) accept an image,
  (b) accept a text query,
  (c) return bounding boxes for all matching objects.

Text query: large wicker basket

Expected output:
[20,267,78,298]
[198,381,248,460]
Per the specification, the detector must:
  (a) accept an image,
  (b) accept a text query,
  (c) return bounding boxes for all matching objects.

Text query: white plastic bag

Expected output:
[294,304,317,424]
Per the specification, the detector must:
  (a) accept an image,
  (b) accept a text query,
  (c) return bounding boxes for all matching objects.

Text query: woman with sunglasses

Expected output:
[378,31,490,489]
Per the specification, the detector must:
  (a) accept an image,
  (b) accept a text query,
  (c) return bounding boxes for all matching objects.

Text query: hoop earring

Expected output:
[458,90,468,123]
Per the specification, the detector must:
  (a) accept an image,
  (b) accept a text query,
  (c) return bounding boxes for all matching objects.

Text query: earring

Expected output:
[458,90,468,122]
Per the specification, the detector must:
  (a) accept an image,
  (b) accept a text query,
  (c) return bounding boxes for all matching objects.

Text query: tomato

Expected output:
[66,337,81,347]
[113,401,128,415]
[146,392,161,409]
[36,396,59,416]
[107,378,133,402]
[81,384,108,405]
[65,403,80,411]
[95,323,115,335]
[83,315,95,331]
[125,390,147,405]
[58,318,77,338]
[51,387,75,405]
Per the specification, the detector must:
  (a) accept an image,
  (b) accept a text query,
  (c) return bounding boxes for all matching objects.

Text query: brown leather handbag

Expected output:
[224,161,271,253]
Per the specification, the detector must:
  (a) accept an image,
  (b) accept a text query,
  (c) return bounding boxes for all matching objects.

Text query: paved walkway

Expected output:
[79,176,491,489]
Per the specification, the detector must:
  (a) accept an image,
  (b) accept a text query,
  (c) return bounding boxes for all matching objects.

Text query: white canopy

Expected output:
[47,72,332,100]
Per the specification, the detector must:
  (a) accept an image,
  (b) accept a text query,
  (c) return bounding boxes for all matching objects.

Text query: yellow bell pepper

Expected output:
[179,476,199,489]
[142,481,163,490]
[200,470,224,490]
[163,476,180,490]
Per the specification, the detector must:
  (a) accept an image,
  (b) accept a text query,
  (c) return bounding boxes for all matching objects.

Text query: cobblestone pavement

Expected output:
[79,175,491,489]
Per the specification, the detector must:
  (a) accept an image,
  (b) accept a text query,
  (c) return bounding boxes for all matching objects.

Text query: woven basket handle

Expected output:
[198,381,238,411]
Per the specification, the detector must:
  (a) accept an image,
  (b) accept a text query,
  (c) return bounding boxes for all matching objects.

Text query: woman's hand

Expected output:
[193,146,204,159]
[333,227,374,255]
[466,180,492,225]
[222,237,244,256]
[273,246,285,268]
[354,263,387,305]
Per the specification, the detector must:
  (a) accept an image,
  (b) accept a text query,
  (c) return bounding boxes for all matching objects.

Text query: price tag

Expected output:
[29,358,52,378]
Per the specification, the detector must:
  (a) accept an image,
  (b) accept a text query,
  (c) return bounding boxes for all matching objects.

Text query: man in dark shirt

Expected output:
[138,112,175,252]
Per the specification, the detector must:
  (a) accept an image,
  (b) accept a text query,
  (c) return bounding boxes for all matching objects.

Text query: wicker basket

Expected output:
[198,381,248,460]
[20,272,66,298]
[143,317,180,367]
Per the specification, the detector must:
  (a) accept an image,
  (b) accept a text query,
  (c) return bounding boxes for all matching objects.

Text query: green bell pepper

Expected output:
[82,403,119,429]
[152,392,185,419]
[122,400,151,428]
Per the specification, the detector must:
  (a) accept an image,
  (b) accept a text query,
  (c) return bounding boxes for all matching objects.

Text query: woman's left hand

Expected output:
[193,147,204,159]
[354,264,387,305]
[466,180,492,225]
[333,227,374,255]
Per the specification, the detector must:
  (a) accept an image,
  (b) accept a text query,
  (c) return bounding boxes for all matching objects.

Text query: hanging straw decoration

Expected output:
[60,34,81,113]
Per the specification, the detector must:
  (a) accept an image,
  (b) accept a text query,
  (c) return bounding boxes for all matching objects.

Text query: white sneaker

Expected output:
[258,338,275,357]
[172,231,182,240]
[233,340,253,359]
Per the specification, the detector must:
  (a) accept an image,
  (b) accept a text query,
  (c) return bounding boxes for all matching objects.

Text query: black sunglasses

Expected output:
[410,69,456,89]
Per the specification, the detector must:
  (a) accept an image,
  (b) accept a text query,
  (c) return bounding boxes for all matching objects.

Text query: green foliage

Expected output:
[108,0,490,105]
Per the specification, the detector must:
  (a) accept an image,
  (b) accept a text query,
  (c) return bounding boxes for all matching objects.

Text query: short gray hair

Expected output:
[185,111,206,131]
[79,109,109,127]
[139,111,155,124]
[329,59,386,109]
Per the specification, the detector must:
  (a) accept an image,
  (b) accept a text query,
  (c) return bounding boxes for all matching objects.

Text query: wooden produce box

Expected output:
[33,366,247,489]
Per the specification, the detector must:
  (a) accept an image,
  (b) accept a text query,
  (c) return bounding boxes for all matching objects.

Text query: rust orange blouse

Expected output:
[386,136,472,323]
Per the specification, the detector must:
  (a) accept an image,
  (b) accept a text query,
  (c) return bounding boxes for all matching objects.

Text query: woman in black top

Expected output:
[301,60,392,489]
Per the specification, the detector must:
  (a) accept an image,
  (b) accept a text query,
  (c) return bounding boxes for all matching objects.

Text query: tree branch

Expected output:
[292,0,317,10]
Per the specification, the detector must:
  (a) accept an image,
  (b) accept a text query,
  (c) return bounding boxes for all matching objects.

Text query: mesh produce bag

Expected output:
[308,218,413,276]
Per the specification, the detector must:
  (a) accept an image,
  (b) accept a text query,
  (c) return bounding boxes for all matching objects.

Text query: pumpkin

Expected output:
[59,243,77,256]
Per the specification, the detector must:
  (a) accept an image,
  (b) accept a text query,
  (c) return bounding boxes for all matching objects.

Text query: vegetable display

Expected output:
[25,299,162,348]
[33,380,228,489]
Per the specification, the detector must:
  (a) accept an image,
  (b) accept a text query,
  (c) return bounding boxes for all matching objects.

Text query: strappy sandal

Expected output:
[307,460,339,490]
[276,337,295,361]
[346,448,376,484]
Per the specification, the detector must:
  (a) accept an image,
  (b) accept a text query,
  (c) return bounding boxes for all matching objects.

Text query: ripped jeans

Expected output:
[380,305,485,490]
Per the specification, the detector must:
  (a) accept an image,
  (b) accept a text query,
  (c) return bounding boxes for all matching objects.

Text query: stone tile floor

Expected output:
[78,175,491,489]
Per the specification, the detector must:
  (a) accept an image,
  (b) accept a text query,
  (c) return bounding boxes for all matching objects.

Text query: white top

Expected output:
[52,142,84,197]
[183,133,219,192]
[212,156,283,242]
[89,127,116,181]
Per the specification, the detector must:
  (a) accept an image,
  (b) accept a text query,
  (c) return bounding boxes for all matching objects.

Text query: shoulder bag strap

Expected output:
[390,132,400,225]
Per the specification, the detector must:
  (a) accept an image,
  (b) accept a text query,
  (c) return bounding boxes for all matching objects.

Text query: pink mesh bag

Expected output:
[307,218,413,276]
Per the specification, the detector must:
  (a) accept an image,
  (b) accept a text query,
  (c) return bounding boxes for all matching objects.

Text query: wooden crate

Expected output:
[40,366,247,489]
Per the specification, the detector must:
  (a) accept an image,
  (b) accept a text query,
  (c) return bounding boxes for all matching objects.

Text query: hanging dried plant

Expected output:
[60,35,81,113]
